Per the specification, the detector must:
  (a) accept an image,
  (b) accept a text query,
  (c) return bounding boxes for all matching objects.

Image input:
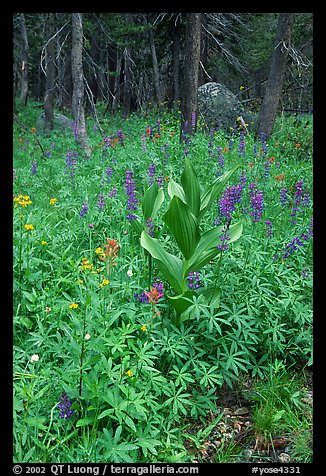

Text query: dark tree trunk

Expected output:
[180,13,202,137]
[122,13,133,118]
[71,13,90,156]
[44,13,56,131]
[149,25,162,104]
[172,25,181,107]
[112,49,122,115]
[19,13,29,105]
[255,13,294,139]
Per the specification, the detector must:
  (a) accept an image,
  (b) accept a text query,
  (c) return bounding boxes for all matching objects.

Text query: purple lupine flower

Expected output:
[216,146,225,177]
[191,112,196,132]
[265,220,273,238]
[80,201,89,218]
[157,175,164,189]
[146,217,155,237]
[106,167,113,183]
[117,129,125,146]
[187,271,202,290]
[217,221,231,251]
[58,392,74,419]
[31,159,37,175]
[109,187,117,198]
[290,180,304,224]
[249,184,264,222]
[218,185,243,222]
[97,192,105,210]
[125,169,138,222]
[280,187,288,206]
[134,280,164,303]
[238,132,246,158]
[65,150,78,187]
[148,162,156,186]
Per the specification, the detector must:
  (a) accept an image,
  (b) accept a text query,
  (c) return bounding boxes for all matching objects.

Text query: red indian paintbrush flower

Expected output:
[98,239,120,266]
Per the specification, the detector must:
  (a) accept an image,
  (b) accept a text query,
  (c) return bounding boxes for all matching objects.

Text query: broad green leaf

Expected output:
[129,217,143,235]
[199,165,240,220]
[167,178,186,202]
[185,221,243,273]
[140,231,183,294]
[141,182,164,220]
[181,156,201,217]
[168,290,197,315]
[163,196,200,260]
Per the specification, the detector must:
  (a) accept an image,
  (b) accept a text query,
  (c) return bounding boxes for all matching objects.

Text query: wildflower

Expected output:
[249,184,264,222]
[217,222,231,251]
[275,174,285,181]
[49,197,57,205]
[98,239,120,267]
[89,223,94,229]
[45,306,51,312]
[218,185,243,222]
[31,127,36,133]
[58,392,74,419]
[84,333,91,341]
[80,258,94,272]
[31,159,37,175]
[24,224,34,230]
[265,220,273,238]
[144,286,164,305]
[79,201,89,218]
[141,325,147,332]
[97,192,105,210]
[125,370,133,378]
[127,269,133,277]
[99,279,109,287]
[187,271,202,290]
[41,240,47,246]
[69,303,78,309]
[146,217,155,237]
[280,187,288,206]
[125,169,138,222]
[65,150,78,187]
[30,354,39,363]
[13,194,32,208]
[95,247,103,255]
[148,162,156,185]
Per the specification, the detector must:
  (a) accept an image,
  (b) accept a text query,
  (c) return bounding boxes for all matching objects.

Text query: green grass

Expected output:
[13,100,313,463]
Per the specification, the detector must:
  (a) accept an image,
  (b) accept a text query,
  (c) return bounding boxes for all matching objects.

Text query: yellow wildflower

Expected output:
[99,279,109,287]
[125,369,133,378]
[69,303,79,309]
[141,325,147,332]
[41,240,47,245]
[49,197,57,205]
[24,224,34,230]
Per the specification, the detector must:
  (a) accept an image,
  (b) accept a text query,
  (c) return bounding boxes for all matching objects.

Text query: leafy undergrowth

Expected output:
[13,101,313,463]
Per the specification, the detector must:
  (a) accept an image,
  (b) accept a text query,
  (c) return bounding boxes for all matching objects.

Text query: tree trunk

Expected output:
[149,25,162,104]
[71,13,90,156]
[122,13,133,118]
[180,13,202,137]
[172,25,181,107]
[19,13,29,105]
[112,49,122,114]
[255,13,294,139]
[44,13,56,131]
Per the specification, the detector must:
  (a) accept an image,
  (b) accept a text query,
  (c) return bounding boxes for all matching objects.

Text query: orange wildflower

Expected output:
[269,156,276,163]
[144,286,164,305]
[98,238,120,266]
[275,174,285,181]
[295,143,301,148]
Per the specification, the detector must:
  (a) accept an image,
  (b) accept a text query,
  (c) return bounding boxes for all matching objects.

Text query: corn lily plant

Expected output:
[131,157,243,326]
